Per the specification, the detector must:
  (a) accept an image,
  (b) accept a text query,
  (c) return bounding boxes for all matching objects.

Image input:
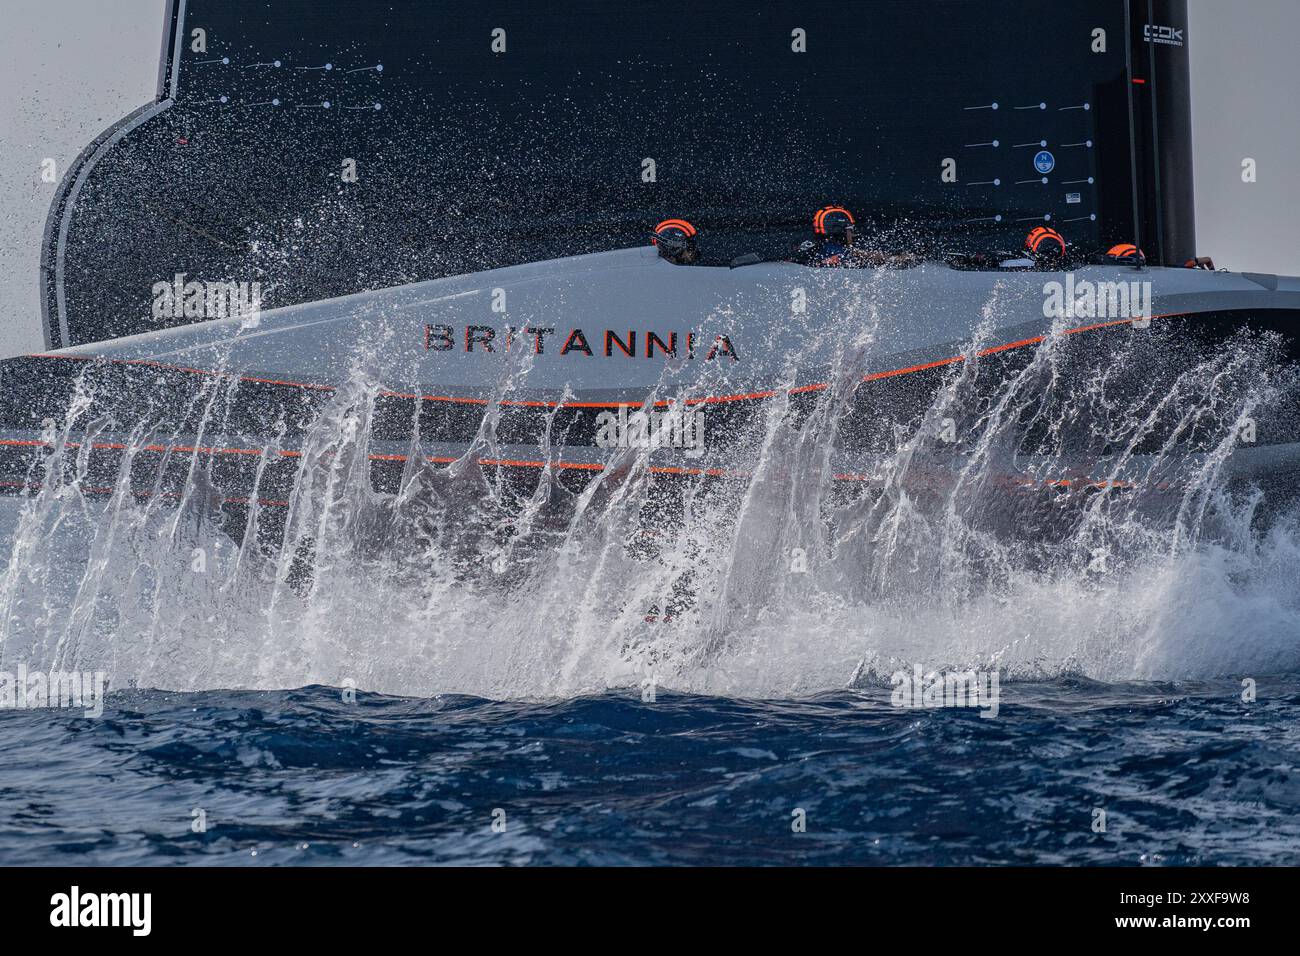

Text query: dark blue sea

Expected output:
[3,678,1297,866]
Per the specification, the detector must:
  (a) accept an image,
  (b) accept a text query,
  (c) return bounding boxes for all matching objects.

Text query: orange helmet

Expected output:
[1106,243,1145,264]
[652,218,697,244]
[813,205,855,238]
[1025,226,1066,258]
[652,218,698,260]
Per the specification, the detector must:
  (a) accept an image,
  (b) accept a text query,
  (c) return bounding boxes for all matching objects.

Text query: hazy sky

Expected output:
[0,0,166,357]
[0,0,1296,358]
[1187,0,1300,277]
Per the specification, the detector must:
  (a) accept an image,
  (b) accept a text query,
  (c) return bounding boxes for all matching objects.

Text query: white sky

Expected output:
[1187,0,1300,277]
[0,0,1297,358]
[0,0,167,357]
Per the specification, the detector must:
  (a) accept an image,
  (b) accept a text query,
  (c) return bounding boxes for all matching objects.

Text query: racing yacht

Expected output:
[4,0,1298,550]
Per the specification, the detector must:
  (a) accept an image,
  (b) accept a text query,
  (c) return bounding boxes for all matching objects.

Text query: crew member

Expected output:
[948,226,1074,271]
[797,205,922,268]
[652,218,700,265]
[1105,243,1146,266]
[1025,225,1067,268]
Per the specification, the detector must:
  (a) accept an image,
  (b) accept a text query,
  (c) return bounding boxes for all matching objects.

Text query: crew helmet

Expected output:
[1025,225,1067,259]
[813,205,856,239]
[652,218,698,258]
[1105,243,1146,265]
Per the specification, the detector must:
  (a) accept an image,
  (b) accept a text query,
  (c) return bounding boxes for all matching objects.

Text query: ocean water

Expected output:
[3,305,1300,866]
[1,680,1297,866]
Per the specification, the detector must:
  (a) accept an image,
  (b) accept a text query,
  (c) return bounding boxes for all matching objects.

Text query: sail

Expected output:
[41,0,1193,349]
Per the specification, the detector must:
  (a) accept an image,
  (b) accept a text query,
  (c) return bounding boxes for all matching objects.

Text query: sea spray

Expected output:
[1,286,1298,698]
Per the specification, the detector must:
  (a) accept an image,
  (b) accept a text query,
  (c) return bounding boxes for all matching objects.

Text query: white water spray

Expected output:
[2,285,1298,698]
